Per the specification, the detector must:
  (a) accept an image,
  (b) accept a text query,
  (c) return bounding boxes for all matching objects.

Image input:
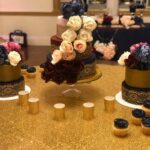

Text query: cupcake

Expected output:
[142,100,150,116]
[131,109,145,125]
[113,118,129,137]
[39,63,45,73]
[27,67,36,78]
[21,64,28,75]
[141,116,150,135]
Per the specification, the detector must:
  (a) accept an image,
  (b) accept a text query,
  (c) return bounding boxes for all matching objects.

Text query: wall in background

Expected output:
[0,0,53,12]
[0,16,56,46]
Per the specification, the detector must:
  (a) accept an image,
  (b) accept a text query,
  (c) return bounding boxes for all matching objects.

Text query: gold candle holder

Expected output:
[54,103,65,121]
[104,96,115,112]
[83,102,95,120]
[18,90,29,106]
[28,98,39,114]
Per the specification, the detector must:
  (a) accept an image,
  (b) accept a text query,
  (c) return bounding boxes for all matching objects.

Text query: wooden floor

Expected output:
[22,46,50,66]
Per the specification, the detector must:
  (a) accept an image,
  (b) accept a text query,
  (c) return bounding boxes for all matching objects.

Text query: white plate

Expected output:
[115,91,142,109]
[0,85,31,101]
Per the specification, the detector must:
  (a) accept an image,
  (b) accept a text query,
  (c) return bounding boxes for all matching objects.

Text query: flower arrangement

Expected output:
[94,41,116,60]
[61,0,85,19]
[42,15,97,84]
[0,42,22,66]
[118,42,150,70]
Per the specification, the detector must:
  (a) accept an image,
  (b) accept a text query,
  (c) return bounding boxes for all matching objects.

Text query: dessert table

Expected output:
[0,64,149,150]
[93,26,150,61]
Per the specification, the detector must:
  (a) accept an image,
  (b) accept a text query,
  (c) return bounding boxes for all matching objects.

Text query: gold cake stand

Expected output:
[62,67,102,95]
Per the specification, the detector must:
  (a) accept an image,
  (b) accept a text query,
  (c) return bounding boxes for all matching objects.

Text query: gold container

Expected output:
[104,96,115,112]
[125,67,150,88]
[54,103,65,121]
[18,90,29,106]
[28,98,39,114]
[0,64,21,82]
[83,102,95,120]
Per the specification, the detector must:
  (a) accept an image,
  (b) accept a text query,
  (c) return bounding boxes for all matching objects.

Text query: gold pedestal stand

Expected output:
[62,67,102,96]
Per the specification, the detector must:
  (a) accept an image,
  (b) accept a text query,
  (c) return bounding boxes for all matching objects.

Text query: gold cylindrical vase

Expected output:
[54,103,65,121]
[83,102,95,120]
[104,96,115,112]
[28,98,39,114]
[18,90,29,106]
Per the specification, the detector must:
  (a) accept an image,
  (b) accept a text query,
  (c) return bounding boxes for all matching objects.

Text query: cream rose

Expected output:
[118,51,131,66]
[8,51,21,66]
[78,29,93,42]
[61,29,77,42]
[74,40,87,53]
[60,41,73,53]
[62,51,76,61]
[51,50,63,65]
[67,16,82,31]
[82,16,97,31]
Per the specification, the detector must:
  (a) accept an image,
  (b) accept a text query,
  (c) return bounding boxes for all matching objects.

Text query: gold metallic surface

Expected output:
[28,98,39,114]
[0,65,149,150]
[18,91,29,106]
[104,96,115,112]
[54,103,65,121]
[125,67,150,88]
[0,64,21,82]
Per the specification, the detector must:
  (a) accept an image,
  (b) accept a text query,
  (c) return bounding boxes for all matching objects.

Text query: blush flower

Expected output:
[103,47,116,60]
[67,16,82,31]
[51,50,63,65]
[62,51,76,61]
[74,40,87,53]
[78,29,93,42]
[60,41,73,53]
[82,16,97,31]
[61,29,77,42]
[8,51,21,66]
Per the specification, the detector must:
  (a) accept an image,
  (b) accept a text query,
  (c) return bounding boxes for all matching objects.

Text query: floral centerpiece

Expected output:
[118,42,150,70]
[0,42,22,66]
[42,15,97,84]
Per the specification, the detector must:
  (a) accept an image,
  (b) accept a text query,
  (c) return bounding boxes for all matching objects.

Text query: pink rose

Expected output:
[74,40,87,53]
[103,47,116,60]
[62,51,76,61]
[51,50,63,65]
[2,42,21,52]
[60,41,73,53]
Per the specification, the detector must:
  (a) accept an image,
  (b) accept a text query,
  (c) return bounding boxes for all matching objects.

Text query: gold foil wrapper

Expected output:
[54,103,65,121]
[125,67,150,88]
[0,64,21,82]
[83,102,95,120]
[28,98,39,114]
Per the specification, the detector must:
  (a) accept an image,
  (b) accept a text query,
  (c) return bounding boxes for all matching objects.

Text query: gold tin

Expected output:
[125,67,150,88]
[0,64,21,82]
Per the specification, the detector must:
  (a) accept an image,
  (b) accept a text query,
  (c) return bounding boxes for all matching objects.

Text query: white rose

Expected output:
[74,40,87,53]
[60,41,74,53]
[82,16,97,31]
[118,51,131,66]
[61,29,77,42]
[67,16,82,31]
[8,51,21,66]
[51,50,63,65]
[78,29,93,42]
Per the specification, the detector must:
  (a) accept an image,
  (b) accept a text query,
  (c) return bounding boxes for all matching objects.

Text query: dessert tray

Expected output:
[115,91,142,109]
[0,85,31,101]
